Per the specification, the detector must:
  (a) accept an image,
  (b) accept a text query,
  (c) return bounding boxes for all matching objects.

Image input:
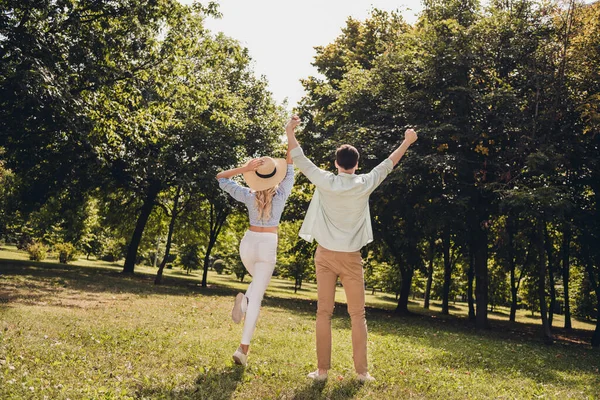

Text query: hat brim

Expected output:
[242,158,288,191]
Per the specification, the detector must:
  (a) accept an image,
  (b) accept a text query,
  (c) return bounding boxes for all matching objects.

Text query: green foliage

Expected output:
[54,242,77,264]
[26,242,47,262]
[488,262,510,311]
[522,276,540,316]
[573,274,598,321]
[231,260,248,282]
[179,243,201,274]
[100,237,127,262]
[212,259,226,275]
[277,221,316,291]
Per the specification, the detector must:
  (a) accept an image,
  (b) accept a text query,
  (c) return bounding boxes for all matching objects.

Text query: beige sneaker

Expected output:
[232,347,247,366]
[231,293,245,324]
[307,369,328,381]
[357,372,375,382]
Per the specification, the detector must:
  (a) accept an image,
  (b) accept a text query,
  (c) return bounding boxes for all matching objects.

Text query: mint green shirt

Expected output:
[290,147,394,252]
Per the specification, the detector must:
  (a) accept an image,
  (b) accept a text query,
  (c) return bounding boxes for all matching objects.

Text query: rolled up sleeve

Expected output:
[277,164,295,198]
[364,158,394,194]
[218,178,252,204]
[291,147,332,188]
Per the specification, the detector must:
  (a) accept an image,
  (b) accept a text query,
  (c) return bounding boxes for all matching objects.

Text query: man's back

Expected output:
[290,147,393,252]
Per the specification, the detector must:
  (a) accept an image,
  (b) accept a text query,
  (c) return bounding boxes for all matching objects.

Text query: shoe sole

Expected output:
[307,373,328,381]
[232,354,246,366]
[231,293,244,324]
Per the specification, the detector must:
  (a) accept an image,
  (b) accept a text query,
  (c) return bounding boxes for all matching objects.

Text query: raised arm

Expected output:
[285,115,301,151]
[216,159,263,180]
[285,115,332,188]
[388,128,418,166]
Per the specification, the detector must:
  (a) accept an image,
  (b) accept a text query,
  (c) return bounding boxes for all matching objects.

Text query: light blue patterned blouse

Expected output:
[218,164,295,227]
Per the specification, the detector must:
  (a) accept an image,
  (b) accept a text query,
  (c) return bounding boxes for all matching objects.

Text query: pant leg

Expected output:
[240,233,277,345]
[314,245,339,371]
[239,232,256,277]
[239,232,256,313]
[338,251,368,375]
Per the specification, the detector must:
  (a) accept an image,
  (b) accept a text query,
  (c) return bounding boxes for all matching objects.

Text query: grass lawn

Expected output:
[0,246,599,399]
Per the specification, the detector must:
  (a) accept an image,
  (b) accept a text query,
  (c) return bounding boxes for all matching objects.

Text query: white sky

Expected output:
[197,1,424,110]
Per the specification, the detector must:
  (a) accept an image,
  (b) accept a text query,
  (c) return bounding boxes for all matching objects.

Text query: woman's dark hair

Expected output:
[335,144,360,170]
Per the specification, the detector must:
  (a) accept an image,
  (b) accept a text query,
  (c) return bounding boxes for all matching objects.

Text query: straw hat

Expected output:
[242,156,288,191]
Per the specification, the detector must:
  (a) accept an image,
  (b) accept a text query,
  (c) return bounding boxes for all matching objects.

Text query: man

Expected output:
[286,115,418,382]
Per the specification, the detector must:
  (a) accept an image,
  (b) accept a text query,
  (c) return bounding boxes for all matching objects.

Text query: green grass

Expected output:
[0,246,599,399]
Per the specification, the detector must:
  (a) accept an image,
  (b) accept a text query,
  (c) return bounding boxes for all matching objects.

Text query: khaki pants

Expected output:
[314,245,368,374]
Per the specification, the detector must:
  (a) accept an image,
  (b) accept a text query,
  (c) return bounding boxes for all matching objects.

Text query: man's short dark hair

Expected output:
[336,144,360,170]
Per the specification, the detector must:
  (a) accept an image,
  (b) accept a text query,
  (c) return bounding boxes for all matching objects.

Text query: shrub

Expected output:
[26,242,47,261]
[212,259,226,274]
[179,244,201,274]
[54,242,77,264]
[17,233,34,250]
[100,238,126,262]
[232,261,247,282]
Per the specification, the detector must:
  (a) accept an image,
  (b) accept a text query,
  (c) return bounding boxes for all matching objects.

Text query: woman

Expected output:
[216,116,299,366]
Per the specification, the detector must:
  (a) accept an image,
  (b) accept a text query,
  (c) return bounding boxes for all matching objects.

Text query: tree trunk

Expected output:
[473,222,489,329]
[442,229,452,315]
[202,237,217,287]
[544,223,556,327]
[581,231,600,347]
[122,182,161,274]
[509,285,518,322]
[424,237,435,310]
[201,202,229,287]
[153,235,161,268]
[561,223,572,330]
[536,218,554,345]
[467,247,476,321]
[155,186,182,285]
[507,214,518,322]
[395,266,414,315]
[592,287,600,348]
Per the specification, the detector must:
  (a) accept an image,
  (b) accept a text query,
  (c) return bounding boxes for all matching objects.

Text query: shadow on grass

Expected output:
[2,258,595,347]
[135,366,244,400]
[0,258,240,303]
[292,380,326,400]
[292,379,363,400]
[2,257,598,389]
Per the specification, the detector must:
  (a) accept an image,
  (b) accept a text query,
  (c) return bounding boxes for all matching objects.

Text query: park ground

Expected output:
[0,245,599,399]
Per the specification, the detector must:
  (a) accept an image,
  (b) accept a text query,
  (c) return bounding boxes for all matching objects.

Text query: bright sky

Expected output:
[197,1,424,110]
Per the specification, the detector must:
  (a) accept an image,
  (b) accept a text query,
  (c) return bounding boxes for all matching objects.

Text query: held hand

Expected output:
[245,158,264,172]
[404,128,418,145]
[285,114,301,131]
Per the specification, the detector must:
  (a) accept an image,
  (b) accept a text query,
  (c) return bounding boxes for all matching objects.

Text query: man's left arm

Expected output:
[365,128,418,192]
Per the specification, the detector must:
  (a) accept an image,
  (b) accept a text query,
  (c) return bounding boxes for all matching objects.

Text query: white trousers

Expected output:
[239,230,278,345]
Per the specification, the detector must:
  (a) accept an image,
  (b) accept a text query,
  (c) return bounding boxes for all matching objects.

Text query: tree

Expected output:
[567,0,600,347]
[278,221,317,293]
[86,12,282,274]
[0,0,197,213]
